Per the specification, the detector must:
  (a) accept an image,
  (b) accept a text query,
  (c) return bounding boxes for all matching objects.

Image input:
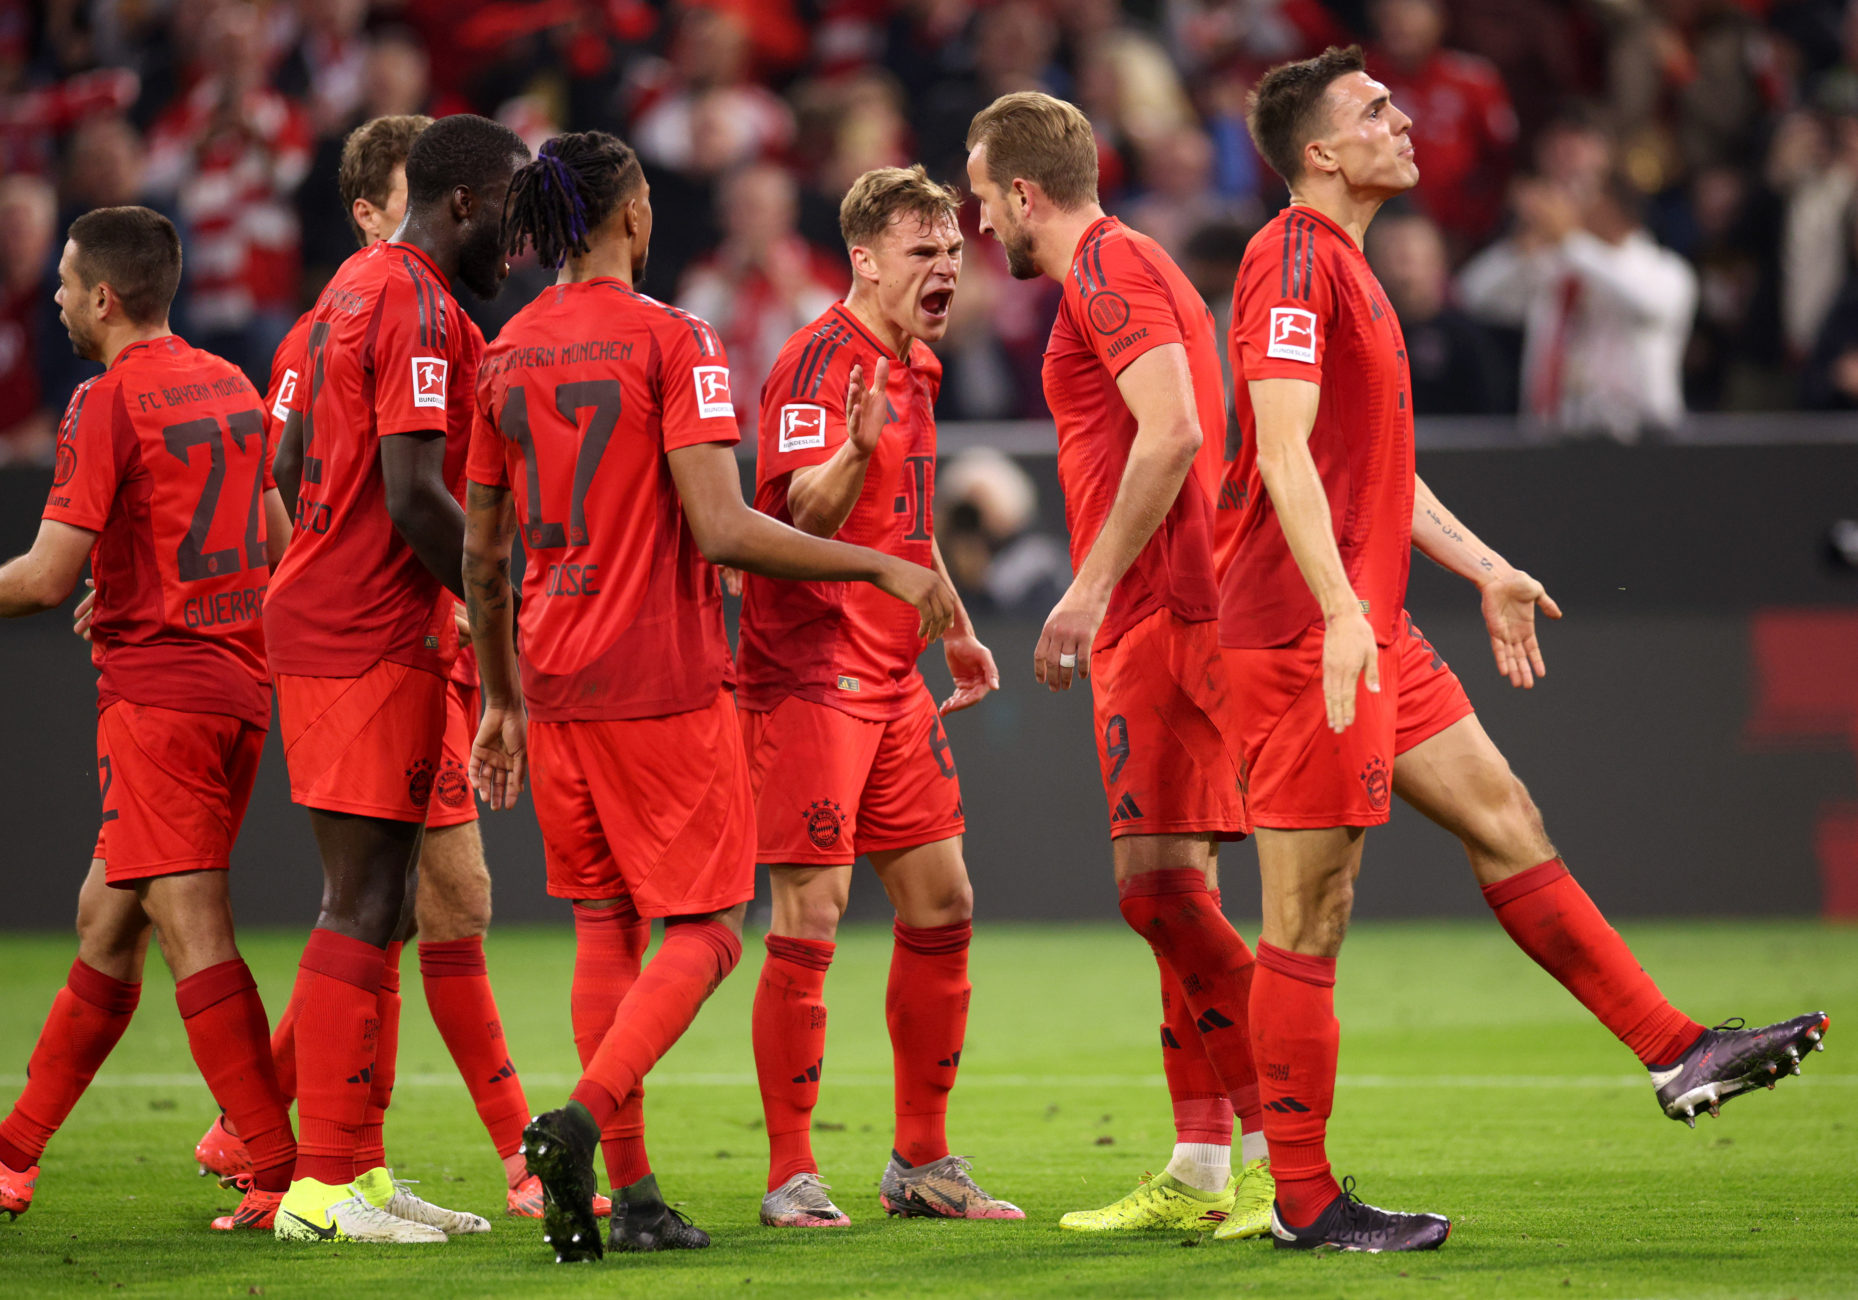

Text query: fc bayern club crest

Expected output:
[803,799,845,850]
[1359,755,1390,812]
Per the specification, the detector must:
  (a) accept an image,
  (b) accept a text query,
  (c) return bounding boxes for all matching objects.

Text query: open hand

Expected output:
[844,358,891,456]
[940,632,1000,714]
[469,701,528,811]
[1480,568,1561,688]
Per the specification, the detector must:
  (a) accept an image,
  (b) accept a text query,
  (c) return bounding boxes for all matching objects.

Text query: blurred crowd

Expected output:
[6,0,1858,475]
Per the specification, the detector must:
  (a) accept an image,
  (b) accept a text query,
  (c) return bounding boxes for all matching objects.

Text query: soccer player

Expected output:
[263,113,528,1245]
[1223,46,1828,1252]
[0,207,297,1231]
[738,165,1019,1228]
[191,112,562,1222]
[464,131,954,1261]
[964,93,1274,1237]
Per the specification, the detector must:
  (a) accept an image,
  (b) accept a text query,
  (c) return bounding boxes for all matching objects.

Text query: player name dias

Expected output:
[133,374,255,411]
[482,339,633,377]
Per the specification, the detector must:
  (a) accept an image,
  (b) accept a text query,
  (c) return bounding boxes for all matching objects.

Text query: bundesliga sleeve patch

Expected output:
[272,368,298,421]
[693,365,733,418]
[778,403,827,452]
[1266,307,1319,364]
[411,357,448,409]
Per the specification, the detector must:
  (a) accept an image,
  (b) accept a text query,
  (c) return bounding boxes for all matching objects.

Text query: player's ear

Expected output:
[451,183,474,223]
[849,244,879,284]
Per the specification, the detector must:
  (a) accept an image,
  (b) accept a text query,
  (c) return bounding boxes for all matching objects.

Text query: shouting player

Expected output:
[739,165,1019,1229]
[193,112,562,1222]
[264,113,528,1245]
[0,208,297,1231]
[965,93,1273,1237]
[464,131,954,1262]
[1224,46,1828,1252]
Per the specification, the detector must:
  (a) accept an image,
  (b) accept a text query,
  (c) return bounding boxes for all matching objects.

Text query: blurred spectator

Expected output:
[144,1,311,382]
[1677,162,1788,411]
[1366,209,1509,415]
[1769,108,1858,361]
[935,448,1069,614]
[1533,102,1617,212]
[59,113,148,218]
[627,7,794,174]
[1459,172,1697,440]
[299,29,435,290]
[276,0,373,138]
[1179,218,1256,395]
[1803,208,1858,410]
[936,252,1021,420]
[1369,0,1518,250]
[0,174,59,465]
[0,66,139,179]
[911,0,1067,179]
[1120,127,1261,264]
[676,164,847,427]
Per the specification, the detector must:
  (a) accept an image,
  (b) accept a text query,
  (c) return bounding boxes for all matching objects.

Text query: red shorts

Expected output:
[740,686,965,865]
[528,689,755,917]
[92,701,265,887]
[425,680,481,829]
[1225,610,1475,829]
[1090,608,1250,840]
[276,660,448,823]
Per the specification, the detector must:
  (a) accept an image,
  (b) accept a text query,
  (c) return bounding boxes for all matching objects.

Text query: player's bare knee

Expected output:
[1488,775,1554,866]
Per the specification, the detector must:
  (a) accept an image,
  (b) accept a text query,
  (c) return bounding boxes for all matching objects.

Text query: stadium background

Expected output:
[2,0,1857,928]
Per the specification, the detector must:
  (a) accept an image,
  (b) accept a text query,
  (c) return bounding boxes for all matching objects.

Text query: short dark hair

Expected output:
[504,131,644,269]
[965,92,1099,210]
[1246,45,1369,184]
[338,114,432,245]
[404,113,529,211]
[68,206,181,324]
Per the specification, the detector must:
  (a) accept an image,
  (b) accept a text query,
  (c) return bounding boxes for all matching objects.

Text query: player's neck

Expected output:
[395,213,463,287]
[1037,203,1108,281]
[559,244,636,286]
[1286,185,1384,249]
[843,289,909,359]
[100,320,173,369]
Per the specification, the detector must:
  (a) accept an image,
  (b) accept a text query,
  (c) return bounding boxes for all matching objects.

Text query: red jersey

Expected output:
[736,302,939,721]
[1222,205,1416,650]
[265,241,483,678]
[466,278,738,722]
[264,309,312,446]
[1042,216,1225,649]
[42,335,274,727]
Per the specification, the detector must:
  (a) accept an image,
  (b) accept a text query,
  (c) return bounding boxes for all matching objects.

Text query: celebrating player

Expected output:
[1224,46,1829,1252]
[0,208,297,1231]
[192,112,564,1223]
[263,113,528,1245]
[463,131,954,1262]
[738,165,1019,1229]
[965,94,1273,1237]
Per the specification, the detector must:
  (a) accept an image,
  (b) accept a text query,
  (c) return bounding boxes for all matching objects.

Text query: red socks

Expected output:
[1119,872,1260,1121]
[175,959,295,1192]
[571,902,653,1190]
[420,937,529,1160]
[354,941,403,1173]
[1157,955,1235,1146]
[570,919,741,1132]
[1250,941,1341,1227]
[267,964,312,1103]
[0,960,139,1172]
[1484,859,1704,1067]
[292,928,387,1187]
[753,934,833,1189]
[888,920,971,1167]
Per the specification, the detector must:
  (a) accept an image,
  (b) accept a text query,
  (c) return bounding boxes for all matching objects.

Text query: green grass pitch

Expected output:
[2,919,1853,1298]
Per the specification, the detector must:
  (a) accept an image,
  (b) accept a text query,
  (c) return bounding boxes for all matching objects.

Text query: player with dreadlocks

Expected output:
[464,132,952,1259]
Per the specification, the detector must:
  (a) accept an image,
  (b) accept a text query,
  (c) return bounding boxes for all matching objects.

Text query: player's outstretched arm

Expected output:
[1410,475,1561,689]
[1036,343,1204,693]
[1250,376,1378,733]
[668,439,955,642]
[0,520,95,619]
[380,429,467,600]
[787,357,890,537]
[932,535,998,714]
[463,478,525,810]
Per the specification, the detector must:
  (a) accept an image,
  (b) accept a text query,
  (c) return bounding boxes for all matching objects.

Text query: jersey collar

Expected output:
[110,335,178,368]
[384,240,451,291]
[830,300,905,364]
[1285,204,1359,251]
